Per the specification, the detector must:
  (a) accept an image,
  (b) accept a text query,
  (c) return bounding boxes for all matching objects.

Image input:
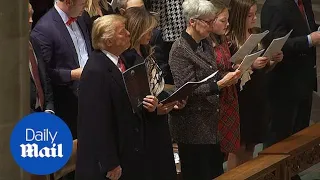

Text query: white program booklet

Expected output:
[262,29,293,59]
[230,30,269,64]
[238,49,265,75]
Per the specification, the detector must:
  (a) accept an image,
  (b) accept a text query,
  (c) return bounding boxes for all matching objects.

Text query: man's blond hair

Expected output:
[91,15,126,50]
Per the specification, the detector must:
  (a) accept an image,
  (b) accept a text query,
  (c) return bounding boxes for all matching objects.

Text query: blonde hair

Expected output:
[91,15,126,50]
[85,0,109,17]
[124,7,157,50]
[227,0,257,49]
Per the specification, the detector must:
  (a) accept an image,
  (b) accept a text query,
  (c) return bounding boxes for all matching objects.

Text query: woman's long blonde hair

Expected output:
[124,6,158,54]
[227,0,257,49]
[85,0,109,17]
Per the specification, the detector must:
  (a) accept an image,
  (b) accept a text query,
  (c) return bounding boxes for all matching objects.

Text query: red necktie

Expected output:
[66,17,77,26]
[118,58,126,73]
[298,0,307,21]
[29,43,45,110]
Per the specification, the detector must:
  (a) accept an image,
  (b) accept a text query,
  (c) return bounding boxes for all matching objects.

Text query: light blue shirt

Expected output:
[294,0,312,46]
[55,4,89,68]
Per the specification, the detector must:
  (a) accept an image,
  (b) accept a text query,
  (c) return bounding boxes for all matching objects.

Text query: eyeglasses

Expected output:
[193,18,216,26]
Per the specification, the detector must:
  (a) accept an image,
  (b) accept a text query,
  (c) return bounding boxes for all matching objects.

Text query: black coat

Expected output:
[76,50,148,180]
[121,48,177,180]
[261,0,318,99]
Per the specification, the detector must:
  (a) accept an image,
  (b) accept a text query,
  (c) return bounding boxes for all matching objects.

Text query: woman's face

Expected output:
[246,4,257,29]
[211,8,229,35]
[140,29,153,45]
[192,14,216,38]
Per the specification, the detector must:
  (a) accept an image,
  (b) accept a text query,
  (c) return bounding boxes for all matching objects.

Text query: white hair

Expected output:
[182,0,217,21]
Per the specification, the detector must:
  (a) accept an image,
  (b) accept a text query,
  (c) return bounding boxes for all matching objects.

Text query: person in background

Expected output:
[28,3,55,115]
[209,0,241,172]
[261,0,320,179]
[169,0,241,179]
[31,0,92,141]
[81,0,114,37]
[29,3,54,180]
[227,0,283,170]
[29,0,54,28]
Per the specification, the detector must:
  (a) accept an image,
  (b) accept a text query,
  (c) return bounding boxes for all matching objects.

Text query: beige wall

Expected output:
[0,0,30,179]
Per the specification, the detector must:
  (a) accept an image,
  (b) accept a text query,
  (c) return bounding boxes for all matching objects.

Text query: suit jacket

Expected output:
[29,38,54,112]
[76,50,147,180]
[30,7,92,138]
[169,31,220,144]
[261,0,318,99]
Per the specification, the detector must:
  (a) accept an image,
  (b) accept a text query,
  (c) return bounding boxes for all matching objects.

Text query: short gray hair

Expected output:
[182,0,217,21]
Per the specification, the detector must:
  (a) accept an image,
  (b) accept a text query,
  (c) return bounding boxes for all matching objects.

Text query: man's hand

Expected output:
[106,166,122,180]
[143,95,158,112]
[217,70,241,89]
[310,31,320,46]
[71,68,83,80]
[252,57,269,69]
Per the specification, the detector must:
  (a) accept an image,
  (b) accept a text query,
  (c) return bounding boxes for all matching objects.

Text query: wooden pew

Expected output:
[259,123,320,178]
[214,155,289,180]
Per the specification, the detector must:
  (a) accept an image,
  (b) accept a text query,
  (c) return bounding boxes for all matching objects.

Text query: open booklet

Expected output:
[237,49,265,75]
[160,71,219,104]
[262,29,293,59]
[230,30,269,64]
[122,55,165,112]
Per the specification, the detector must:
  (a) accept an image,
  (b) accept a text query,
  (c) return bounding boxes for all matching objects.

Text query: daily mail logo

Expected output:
[10,113,73,175]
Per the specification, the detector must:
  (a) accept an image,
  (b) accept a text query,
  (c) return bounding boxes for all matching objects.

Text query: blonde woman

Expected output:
[227,0,283,169]
[82,0,113,36]
[121,7,182,180]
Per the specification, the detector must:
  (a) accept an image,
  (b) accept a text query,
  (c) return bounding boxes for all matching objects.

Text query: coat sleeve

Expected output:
[169,44,219,97]
[31,26,72,84]
[78,68,120,175]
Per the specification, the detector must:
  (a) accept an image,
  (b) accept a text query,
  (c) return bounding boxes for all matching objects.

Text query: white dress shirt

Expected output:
[55,4,89,68]
[101,50,123,72]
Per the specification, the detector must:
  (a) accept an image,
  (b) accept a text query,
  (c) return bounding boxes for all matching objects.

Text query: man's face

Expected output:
[68,0,86,17]
[28,3,34,32]
[111,21,131,54]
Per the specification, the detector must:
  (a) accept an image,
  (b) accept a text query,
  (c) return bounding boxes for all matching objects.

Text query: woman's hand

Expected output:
[173,99,188,110]
[252,57,269,69]
[217,70,241,89]
[157,101,178,115]
[271,51,283,63]
[143,95,158,112]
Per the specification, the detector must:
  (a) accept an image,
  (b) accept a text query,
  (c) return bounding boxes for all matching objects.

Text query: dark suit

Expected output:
[31,7,92,138]
[76,50,147,180]
[29,38,54,112]
[261,0,319,145]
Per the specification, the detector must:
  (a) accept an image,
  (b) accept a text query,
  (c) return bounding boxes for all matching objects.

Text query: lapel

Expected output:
[102,52,127,93]
[285,0,311,33]
[77,17,92,56]
[52,8,79,66]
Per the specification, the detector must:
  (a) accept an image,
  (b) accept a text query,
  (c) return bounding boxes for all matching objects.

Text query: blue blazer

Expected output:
[31,7,92,138]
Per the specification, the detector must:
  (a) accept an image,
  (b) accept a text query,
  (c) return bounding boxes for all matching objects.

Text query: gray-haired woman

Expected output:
[169,0,241,179]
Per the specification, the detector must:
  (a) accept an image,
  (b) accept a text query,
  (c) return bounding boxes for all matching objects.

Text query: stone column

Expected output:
[0,0,30,179]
